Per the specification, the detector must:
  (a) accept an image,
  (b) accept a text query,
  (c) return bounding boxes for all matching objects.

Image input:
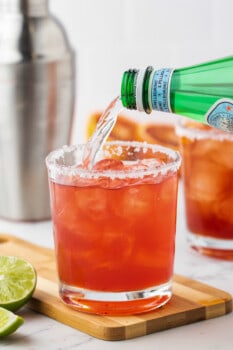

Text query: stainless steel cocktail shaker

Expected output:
[0,0,75,221]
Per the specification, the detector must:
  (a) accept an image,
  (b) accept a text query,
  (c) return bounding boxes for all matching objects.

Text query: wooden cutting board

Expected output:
[0,233,232,341]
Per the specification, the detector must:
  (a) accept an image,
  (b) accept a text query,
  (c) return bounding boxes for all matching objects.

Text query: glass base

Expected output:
[59,280,172,315]
[188,232,233,260]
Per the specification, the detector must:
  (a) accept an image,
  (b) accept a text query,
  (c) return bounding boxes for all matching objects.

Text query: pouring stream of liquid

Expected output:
[82,96,123,169]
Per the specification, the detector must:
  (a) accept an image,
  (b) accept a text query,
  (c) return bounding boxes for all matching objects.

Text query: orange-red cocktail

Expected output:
[177,121,233,260]
[46,141,180,315]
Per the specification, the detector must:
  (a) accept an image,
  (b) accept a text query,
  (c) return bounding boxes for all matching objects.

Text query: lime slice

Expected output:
[0,307,24,337]
[0,256,37,311]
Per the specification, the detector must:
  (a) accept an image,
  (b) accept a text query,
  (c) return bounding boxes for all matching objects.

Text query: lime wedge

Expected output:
[0,256,37,311]
[0,307,24,337]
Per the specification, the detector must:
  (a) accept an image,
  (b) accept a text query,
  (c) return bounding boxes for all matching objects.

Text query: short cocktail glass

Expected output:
[176,120,233,260]
[46,141,181,315]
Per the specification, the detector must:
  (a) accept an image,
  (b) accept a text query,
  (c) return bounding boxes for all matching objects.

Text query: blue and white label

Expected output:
[151,68,173,112]
[206,99,233,132]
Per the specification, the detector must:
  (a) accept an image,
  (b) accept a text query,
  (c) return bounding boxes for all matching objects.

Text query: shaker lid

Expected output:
[0,0,74,64]
[0,0,48,16]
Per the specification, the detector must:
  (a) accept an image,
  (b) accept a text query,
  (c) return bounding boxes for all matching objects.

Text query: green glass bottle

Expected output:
[121,56,233,132]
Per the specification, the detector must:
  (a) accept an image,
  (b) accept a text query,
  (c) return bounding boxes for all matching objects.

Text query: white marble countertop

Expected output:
[1,184,233,350]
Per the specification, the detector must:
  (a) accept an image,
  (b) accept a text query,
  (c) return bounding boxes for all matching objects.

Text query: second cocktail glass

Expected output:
[176,120,233,260]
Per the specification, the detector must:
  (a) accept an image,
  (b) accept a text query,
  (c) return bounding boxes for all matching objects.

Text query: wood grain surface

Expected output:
[0,233,232,341]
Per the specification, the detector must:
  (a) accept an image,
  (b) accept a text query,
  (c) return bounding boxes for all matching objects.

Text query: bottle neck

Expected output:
[121,66,174,113]
[0,0,48,16]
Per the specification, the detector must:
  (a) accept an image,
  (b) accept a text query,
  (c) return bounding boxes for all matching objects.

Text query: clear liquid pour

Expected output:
[82,96,123,169]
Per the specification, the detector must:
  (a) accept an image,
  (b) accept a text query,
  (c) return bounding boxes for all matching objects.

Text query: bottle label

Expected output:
[151,68,173,112]
[206,99,233,132]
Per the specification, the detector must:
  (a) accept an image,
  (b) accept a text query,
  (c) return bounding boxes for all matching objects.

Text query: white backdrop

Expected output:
[49,0,233,142]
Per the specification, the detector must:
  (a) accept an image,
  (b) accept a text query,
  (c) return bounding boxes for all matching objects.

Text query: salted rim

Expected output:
[176,119,233,141]
[45,141,181,179]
